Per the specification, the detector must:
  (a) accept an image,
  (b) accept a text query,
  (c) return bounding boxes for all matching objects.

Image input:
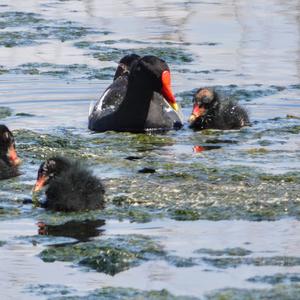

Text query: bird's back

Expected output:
[220,101,250,129]
[45,163,105,212]
[88,76,128,131]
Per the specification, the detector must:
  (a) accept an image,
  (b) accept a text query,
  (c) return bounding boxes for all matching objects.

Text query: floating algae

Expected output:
[24,283,76,298]
[26,286,198,300]
[0,106,12,119]
[39,234,165,275]
[0,206,21,220]
[0,11,101,48]
[286,114,300,120]
[247,273,300,285]
[79,248,138,275]
[66,288,199,300]
[0,31,43,47]
[202,256,300,269]
[10,63,116,80]
[205,284,300,300]
[0,12,44,28]
[165,255,198,268]
[0,65,8,75]
[74,41,193,64]
[195,247,252,257]
[246,148,269,155]
[171,209,201,221]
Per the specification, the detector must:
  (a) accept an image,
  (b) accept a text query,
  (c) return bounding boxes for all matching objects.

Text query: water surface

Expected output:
[0,0,300,299]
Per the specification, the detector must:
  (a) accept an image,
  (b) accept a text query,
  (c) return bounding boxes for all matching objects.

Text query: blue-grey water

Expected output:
[0,1,300,299]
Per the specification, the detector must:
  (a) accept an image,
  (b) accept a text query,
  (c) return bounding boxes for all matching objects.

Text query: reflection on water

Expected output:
[232,1,300,83]
[1,218,300,299]
[37,219,105,242]
[193,145,221,153]
[1,0,300,85]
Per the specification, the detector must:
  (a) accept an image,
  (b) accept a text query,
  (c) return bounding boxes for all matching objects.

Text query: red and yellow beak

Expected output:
[8,145,21,166]
[161,70,179,112]
[32,175,48,193]
[188,104,206,123]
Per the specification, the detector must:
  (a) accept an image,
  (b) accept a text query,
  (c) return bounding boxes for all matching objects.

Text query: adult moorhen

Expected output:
[88,55,183,133]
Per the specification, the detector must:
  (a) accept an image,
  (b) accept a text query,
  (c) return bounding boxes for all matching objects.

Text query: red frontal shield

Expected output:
[161,70,178,111]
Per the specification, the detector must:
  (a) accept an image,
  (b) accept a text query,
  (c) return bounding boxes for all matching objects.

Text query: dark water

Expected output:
[0,1,300,299]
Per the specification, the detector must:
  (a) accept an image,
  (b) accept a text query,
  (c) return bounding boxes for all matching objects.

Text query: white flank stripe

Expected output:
[97,88,111,111]
[88,101,94,117]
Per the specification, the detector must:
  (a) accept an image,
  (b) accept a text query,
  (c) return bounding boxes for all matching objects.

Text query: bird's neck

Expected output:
[117,76,154,129]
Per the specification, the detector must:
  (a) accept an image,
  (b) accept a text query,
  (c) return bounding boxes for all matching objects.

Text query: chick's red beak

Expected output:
[32,175,48,193]
[161,70,178,111]
[8,145,21,166]
[188,104,206,123]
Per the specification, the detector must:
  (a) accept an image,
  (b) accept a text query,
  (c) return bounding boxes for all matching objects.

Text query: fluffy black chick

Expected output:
[189,88,250,130]
[0,124,21,180]
[33,156,105,212]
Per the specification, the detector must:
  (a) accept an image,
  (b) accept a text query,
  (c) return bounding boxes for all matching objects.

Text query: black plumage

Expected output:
[0,124,20,180]
[189,87,250,130]
[33,156,105,212]
[113,53,140,80]
[88,55,183,133]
